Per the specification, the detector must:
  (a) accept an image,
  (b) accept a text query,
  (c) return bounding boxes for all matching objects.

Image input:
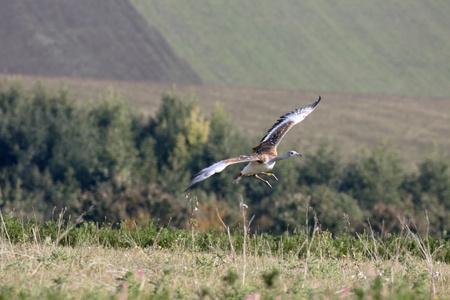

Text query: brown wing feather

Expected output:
[253,97,321,155]
[252,121,295,154]
[223,155,260,164]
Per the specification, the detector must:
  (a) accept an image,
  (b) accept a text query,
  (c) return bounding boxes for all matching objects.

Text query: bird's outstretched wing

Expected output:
[185,155,260,191]
[252,96,321,155]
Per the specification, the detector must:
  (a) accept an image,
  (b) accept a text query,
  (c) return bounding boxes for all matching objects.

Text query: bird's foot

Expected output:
[261,172,278,181]
[264,180,273,188]
[254,174,272,188]
[269,173,278,181]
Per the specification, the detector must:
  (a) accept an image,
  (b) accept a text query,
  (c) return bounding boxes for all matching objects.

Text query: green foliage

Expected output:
[0,82,83,214]
[192,104,249,196]
[222,269,239,286]
[145,91,209,192]
[339,143,404,208]
[352,275,432,300]
[1,80,450,237]
[298,139,342,187]
[0,213,448,299]
[401,151,450,236]
[88,93,138,187]
[0,81,144,220]
[413,151,450,208]
[309,185,364,233]
[261,268,280,288]
[2,213,450,264]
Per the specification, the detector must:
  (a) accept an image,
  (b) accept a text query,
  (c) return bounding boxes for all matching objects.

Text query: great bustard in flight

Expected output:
[185,96,321,190]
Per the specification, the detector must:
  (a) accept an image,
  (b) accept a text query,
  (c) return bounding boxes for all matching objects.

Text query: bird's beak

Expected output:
[298,153,303,157]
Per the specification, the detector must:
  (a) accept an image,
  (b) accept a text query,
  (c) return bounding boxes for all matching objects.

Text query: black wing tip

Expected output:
[307,95,321,110]
[185,179,200,192]
[315,95,321,105]
[185,174,201,192]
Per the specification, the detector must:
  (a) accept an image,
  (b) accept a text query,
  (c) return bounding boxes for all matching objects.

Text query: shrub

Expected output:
[339,142,404,209]
[1,80,450,237]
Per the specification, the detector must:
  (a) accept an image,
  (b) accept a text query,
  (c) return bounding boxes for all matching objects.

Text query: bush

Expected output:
[1,80,450,237]
[298,139,342,188]
[339,142,404,209]
[0,81,143,219]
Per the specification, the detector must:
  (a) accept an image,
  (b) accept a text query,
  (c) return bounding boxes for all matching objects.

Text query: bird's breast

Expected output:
[241,160,275,176]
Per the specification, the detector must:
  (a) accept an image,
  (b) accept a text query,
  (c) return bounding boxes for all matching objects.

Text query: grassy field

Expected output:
[2,74,449,172]
[3,2,450,98]
[131,0,450,99]
[1,209,449,299]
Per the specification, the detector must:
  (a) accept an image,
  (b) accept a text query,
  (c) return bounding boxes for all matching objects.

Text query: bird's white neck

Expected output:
[267,152,292,164]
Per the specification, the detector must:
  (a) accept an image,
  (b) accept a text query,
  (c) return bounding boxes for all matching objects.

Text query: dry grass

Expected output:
[2,74,449,172]
[1,234,449,299]
[0,206,449,299]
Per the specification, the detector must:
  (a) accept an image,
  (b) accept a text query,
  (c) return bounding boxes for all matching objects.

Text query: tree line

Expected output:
[0,80,449,237]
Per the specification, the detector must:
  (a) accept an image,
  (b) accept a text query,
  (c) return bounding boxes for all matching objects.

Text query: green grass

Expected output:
[131,0,450,98]
[1,210,450,299]
[4,2,450,98]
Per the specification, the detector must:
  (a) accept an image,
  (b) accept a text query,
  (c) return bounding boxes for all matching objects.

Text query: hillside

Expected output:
[1,1,449,98]
[132,0,450,98]
[1,0,449,171]
[0,0,200,84]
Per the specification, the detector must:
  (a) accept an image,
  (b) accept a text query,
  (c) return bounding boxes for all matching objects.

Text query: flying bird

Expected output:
[185,96,321,190]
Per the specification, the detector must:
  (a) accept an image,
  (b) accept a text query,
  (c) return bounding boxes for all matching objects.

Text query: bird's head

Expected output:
[286,150,302,158]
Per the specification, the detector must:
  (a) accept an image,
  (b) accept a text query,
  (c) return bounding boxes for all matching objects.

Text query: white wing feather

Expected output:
[185,161,228,191]
[185,155,259,190]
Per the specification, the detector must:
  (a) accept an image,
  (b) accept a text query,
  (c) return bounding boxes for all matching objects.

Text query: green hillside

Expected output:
[2,1,449,98]
[132,0,450,98]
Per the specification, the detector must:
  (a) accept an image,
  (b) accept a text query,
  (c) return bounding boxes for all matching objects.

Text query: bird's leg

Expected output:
[253,174,272,188]
[261,172,278,181]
